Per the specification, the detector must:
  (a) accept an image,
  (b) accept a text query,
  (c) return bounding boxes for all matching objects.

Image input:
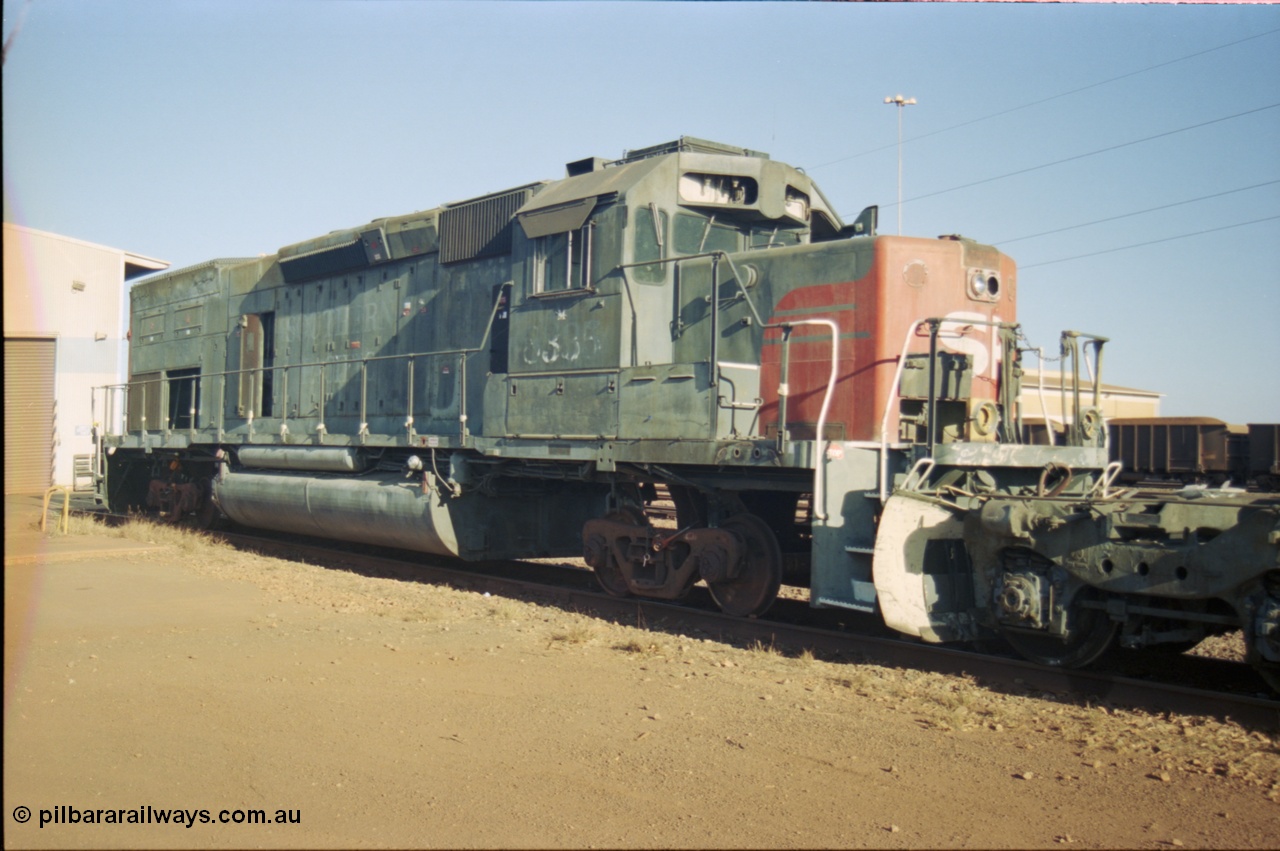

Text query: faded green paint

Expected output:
[115,138,872,461]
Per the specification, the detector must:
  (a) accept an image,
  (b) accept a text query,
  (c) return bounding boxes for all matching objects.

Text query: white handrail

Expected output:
[768,319,839,521]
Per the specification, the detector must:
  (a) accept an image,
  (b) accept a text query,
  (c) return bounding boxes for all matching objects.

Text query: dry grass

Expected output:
[613,638,667,656]
[484,597,524,622]
[115,518,213,553]
[549,622,597,646]
[398,606,443,624]
[56,511,215,555]
[36,511,115,538]
[746,638,780,658]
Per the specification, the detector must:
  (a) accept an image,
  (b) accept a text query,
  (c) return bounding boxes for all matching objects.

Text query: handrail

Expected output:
[616,249,767,328]
[763,318,838,521]
[1060,330,1109,447]
[41,486,73,535]
[96,282,514,444]
[879,316,1021,502]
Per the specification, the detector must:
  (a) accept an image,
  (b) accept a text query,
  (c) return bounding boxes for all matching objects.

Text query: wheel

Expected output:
[707,513,782,618]
[591,509,645,599]
[1246,610,1280,694]
[1002,593,1118,669]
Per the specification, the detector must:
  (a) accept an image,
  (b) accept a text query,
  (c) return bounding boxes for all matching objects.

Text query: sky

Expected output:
[4,0,1278,423]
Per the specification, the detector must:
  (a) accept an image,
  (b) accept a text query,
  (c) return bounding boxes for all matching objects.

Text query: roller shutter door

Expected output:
[4,337,57,494]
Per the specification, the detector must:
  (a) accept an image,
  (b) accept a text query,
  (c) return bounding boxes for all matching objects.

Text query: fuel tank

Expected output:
[212,468,611,561]
[213,470,461,556]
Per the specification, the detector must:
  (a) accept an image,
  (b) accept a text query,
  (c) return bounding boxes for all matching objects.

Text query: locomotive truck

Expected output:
[94,137,1280,689]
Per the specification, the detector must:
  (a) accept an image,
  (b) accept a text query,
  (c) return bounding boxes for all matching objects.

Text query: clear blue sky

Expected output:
[5,0,1278,423]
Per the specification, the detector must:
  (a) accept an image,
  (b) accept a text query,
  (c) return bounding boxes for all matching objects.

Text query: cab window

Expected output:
[633,205,667,283]
[535,226,591,293]
[674,213,739,256]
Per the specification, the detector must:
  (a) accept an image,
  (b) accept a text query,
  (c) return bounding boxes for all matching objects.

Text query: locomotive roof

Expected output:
[129,256,259,286]
[514,155,668,238]
[271,138,843,262]
[517,137,843,236]
[617,136,771,163]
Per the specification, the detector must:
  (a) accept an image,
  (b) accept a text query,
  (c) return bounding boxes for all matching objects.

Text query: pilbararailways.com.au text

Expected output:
[27,805,301,829]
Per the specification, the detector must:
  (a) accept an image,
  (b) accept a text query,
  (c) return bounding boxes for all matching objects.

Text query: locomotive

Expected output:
[94,137,1280,689]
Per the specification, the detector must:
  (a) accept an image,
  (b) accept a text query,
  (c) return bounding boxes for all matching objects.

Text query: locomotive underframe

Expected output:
[96,304,1280,690]
[99,429,1280,681]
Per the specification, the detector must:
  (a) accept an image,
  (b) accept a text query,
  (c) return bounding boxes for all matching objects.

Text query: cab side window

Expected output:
[633,206,667,284]
[674,213,739,256]
[535,226,591,293]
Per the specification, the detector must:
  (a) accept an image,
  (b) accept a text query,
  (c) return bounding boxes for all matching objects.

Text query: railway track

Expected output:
[204,524,1280,730]
[40,494,1279,728]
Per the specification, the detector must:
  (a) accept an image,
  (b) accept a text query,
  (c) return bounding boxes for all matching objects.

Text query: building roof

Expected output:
[3,222,169,280]
[1020,368,1163,400]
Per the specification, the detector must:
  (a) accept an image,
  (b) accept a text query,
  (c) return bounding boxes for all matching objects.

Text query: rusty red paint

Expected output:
[760,237,1017,443]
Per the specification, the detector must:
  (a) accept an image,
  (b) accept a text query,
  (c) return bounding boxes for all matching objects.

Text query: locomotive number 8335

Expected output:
[94,137,1280,690]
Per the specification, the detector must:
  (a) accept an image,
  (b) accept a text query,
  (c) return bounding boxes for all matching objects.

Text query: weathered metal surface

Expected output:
[213,469,610,561]
[237,446,369,473]
[872,492,974,643]
[214,470,462,556]
[97,137,1279,689]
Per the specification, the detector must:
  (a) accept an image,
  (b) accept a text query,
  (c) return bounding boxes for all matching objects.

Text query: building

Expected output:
[3,223,168,494]
[1018,367,1163,445]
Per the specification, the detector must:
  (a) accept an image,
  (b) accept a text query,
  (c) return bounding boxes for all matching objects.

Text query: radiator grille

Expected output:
[439,188,533,265]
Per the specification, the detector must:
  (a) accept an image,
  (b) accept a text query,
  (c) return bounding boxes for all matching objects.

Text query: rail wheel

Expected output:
[707,513,782,618]
[1002,592,1118,669]
[1247,595,1280,694]
[590,509,645,599]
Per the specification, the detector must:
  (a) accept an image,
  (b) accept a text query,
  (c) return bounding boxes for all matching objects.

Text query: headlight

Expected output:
[969,269,1000,300]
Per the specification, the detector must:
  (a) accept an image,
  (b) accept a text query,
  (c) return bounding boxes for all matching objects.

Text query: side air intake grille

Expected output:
[439,188,533,265]
[279,239,367,284]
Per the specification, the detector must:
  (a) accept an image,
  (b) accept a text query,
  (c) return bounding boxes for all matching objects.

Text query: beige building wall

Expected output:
[3,224,167,490]
[1019,369,1162,420]
[1017,368,1162,445]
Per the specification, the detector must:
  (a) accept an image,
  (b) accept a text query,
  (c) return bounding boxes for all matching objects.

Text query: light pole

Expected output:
[884,94,916,236]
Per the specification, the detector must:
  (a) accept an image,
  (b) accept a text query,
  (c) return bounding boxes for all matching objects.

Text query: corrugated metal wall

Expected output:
[4,337,57,493]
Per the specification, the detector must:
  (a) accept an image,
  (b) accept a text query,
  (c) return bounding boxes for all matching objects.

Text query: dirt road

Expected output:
[4,517,1278,848]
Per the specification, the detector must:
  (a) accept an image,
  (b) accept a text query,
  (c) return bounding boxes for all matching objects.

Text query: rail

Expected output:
[215,525,1280,728]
